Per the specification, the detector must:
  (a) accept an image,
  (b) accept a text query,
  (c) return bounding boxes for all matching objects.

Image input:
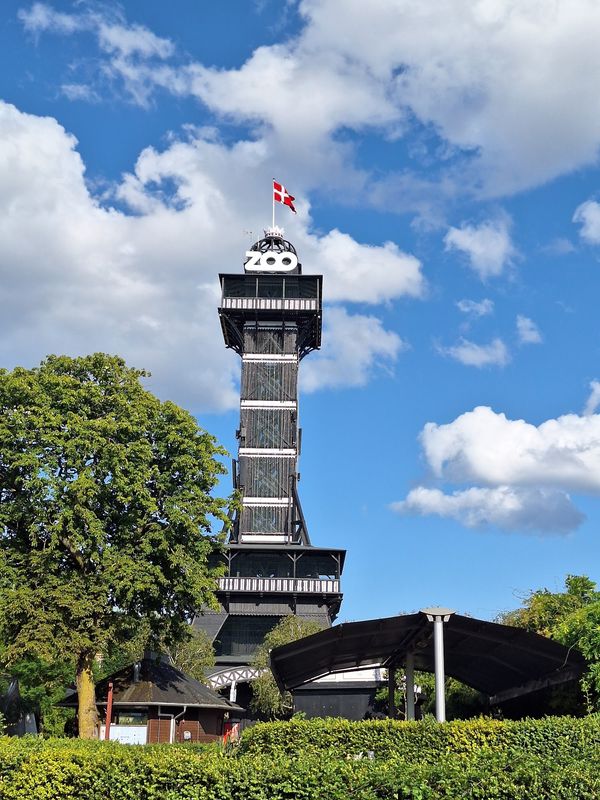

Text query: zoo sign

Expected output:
[244,250,298,272]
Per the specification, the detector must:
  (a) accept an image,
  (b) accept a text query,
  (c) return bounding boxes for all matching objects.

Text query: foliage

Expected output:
[0,654,75,736]
[164,627,215,682]
[499,574,600,709]
[0,717,598,799]
[238,714,600,762]
[375,669,486,721]
[0,354,230,737]
[250,615,324,719]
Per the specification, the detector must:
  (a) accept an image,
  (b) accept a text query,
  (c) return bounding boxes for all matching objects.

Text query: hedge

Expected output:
[0,716,597,798]
[238,714,600,762]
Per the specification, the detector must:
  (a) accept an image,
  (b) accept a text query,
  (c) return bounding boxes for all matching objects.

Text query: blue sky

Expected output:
[2,0,600,622]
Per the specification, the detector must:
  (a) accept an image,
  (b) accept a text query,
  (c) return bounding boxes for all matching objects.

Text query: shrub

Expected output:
[0,716,597,799]
[237,714,600,763]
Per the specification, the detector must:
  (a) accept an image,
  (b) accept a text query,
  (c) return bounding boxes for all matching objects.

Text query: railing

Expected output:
[221,297,318,311]
[217,577,340,594]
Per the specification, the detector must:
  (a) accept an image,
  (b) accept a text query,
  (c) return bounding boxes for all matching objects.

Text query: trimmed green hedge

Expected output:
[238,714,600,762]
[0,716,597,798]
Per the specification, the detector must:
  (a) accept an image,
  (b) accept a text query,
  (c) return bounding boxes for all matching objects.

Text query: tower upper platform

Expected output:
[218,230,322,359]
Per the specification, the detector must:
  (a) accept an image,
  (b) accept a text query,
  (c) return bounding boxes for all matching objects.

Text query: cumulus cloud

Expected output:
[421,406,600,493]
[516,315,542,345]
[438,338,509,368]
[456,298,494,317]
[573,199,600,244]
[21,1,600,197]
[0,100,419,411]
[301,307,406,392]
[444,217,515,279]
[583,380,600,416]
[305,230,423,304]
[393,486,584,535]
[392,404,600,533]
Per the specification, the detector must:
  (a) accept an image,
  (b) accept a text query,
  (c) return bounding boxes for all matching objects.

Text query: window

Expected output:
[116,711,148,726]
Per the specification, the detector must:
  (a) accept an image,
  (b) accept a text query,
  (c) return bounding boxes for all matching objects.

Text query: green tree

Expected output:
[0,354,229,738]
[499,575,600,710]
[251,615,324,719]
[164,626,215,682]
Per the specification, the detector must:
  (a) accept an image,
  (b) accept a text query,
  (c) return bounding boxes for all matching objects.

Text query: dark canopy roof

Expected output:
[60,654,242,711]
[270,611,586,703]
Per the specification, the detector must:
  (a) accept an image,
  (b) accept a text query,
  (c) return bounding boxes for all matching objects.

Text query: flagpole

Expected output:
[272,179,275,229]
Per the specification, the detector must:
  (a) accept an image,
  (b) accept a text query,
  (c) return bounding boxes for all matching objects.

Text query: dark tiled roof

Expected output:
[60,655,243,711]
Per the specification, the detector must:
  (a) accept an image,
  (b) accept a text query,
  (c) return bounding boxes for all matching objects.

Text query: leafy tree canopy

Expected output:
[251,615,324,719]
[499,575,600,710]
[163,627,215,682]
[0,354,229,737]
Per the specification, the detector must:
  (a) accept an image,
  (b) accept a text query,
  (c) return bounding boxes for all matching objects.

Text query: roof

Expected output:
[270,611,586,703]
[59,654,243,711]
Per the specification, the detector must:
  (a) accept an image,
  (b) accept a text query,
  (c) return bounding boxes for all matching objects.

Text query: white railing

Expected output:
[217,577,340,594]
[221,298,318,311]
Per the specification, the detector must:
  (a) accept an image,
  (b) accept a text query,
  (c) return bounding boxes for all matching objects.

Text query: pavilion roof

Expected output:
[270,611,586,704]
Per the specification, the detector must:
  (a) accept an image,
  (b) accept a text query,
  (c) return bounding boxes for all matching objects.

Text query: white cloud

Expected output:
[301,307,405,392]
[97,22,174,59]
[0,100,419,412]
[393,486,584,535]
[61,84,100,103]
[304,230,424,304]
[444,217,515,279]
[20,3,176,107]
[421,405,600,493]
[456,298,494,317]
[573,199,600,244]
[516,315,542,345]
[438,338,509,368]
[543,237,576,256]
[19,2,85,35]
[393,403,600,533]
[583,380,600,416]
[22,1,600,196]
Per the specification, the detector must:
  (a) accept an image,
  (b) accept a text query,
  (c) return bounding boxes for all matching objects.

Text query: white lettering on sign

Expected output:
[244,250,298,272]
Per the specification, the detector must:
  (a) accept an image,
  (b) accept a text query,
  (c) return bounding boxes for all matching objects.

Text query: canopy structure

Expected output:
[270,610,586,720]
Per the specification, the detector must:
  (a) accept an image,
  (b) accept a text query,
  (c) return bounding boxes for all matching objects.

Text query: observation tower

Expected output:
[197,227,344,692]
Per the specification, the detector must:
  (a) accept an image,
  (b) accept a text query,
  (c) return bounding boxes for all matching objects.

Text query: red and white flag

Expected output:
[273,180,296,213]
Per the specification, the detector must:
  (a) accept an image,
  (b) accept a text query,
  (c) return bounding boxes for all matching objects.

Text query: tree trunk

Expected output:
[76,652,99,739]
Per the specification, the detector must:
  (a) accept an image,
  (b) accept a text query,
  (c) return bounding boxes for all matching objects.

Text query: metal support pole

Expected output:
[405,653,415,721]
[388,665,396,719]
[105,682,114,740]
[421,607,454,724]
[433,617,446,722]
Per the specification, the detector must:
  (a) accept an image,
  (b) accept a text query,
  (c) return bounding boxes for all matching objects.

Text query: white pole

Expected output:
[272,179,275,229]
[405,652,415,721]
[433,616,446,722]
[421,608,454,723]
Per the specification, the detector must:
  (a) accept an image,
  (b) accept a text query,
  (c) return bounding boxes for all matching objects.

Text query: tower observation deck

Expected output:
[196,228,345,674]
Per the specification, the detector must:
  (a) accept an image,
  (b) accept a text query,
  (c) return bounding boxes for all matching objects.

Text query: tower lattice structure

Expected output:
[196,229,344,675]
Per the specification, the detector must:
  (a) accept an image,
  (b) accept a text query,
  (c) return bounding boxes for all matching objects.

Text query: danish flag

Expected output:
[273,180,296,213]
